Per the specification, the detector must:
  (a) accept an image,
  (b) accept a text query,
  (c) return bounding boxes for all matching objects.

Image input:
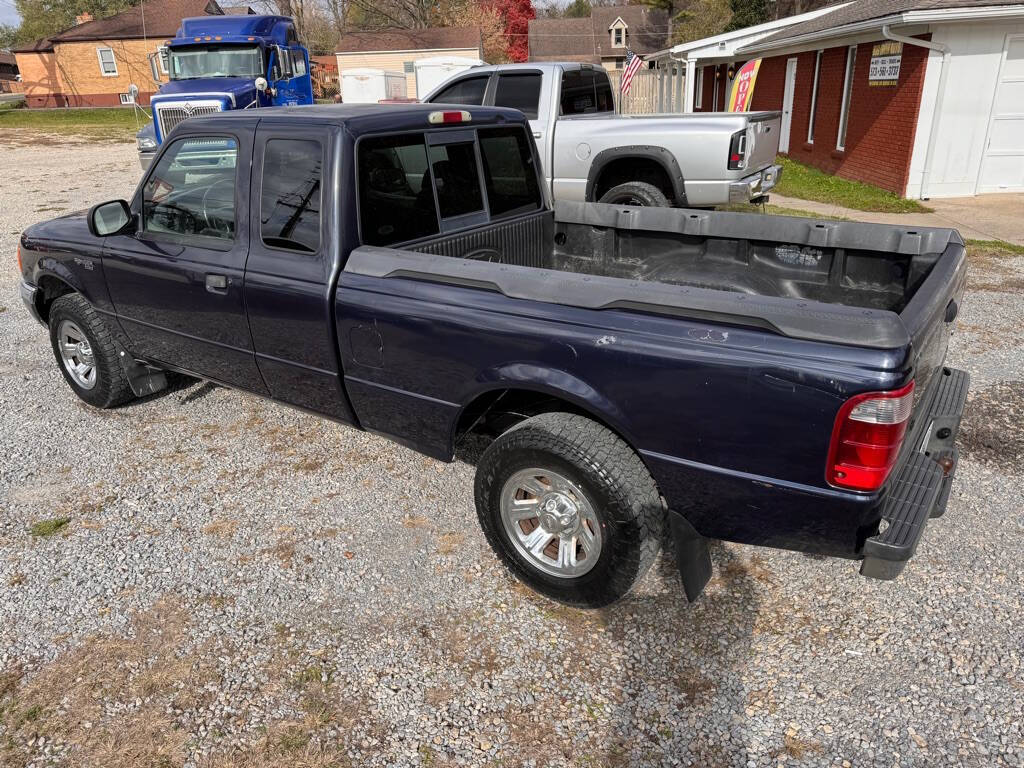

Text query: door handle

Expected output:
[205,273,228,293]
[533,131,542,139]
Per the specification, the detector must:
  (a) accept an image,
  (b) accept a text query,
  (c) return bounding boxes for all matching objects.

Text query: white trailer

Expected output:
[414,56,483,100]
[341,68,407,104]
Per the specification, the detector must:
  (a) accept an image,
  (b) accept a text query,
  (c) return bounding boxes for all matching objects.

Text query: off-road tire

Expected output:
[474,413,663,607]
[48,294,135,409]
[598,181,671,207]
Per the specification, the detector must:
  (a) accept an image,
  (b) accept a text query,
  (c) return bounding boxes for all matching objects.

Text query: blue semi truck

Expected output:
[136,14,313,168]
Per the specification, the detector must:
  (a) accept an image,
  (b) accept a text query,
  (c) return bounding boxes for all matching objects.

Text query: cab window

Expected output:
[431,75,488,105]
[560,69,614,115]
[479,127,542,217]
[358,133,439,246]
[261,138,322,253]
[142,136,238,244]
[493,73,541,119]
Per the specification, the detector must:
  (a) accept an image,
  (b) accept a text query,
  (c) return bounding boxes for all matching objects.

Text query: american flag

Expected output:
[620,48,644,95]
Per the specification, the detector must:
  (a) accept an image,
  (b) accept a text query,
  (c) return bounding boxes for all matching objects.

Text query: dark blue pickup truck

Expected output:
[17,104,968,606]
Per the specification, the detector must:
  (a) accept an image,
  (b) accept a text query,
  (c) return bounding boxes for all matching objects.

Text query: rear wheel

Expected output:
[598,181,671,207]
[474,413,663,607]
[48,294,134,409]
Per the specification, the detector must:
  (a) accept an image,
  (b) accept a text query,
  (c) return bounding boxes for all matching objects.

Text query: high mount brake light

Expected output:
[826,381,915,492]
[428,110,471,125]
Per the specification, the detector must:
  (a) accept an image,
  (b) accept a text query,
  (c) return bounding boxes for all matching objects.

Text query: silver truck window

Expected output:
[431,75,488,106]
[261,139,322,253]
[559,69,614,115]
[479,127,542,217]
[142,136,238,243]
[427,142,484,219]
[494,73,541,119]
[358,134,439,246]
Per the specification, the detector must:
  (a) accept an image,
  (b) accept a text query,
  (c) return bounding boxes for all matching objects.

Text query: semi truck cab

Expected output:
[136,14,313,168]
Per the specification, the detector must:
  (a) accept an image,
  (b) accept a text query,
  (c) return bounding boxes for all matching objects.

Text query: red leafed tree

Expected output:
[483,0,534,62]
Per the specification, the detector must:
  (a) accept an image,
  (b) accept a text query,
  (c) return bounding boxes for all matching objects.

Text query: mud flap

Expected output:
[116,349,168,397]
[668,509,712,602]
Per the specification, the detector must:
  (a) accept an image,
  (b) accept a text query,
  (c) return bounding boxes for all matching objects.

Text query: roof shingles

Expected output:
[528,7,668,61]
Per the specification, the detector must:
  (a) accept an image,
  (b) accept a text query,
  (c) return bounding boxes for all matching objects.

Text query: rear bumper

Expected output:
[860,367,970,579]
[20,279,44,325]
[728,163,783,203]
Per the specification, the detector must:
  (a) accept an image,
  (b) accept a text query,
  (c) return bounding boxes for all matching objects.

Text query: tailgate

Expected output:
[744,111,782,173]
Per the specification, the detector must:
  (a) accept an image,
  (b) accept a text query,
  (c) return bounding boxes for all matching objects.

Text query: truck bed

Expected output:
[346,202,966,350]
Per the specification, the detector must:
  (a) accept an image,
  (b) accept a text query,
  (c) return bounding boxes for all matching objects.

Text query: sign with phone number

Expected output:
[869,42,902,86]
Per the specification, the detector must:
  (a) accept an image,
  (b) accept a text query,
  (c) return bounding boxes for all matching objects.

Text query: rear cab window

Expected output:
[493,73,542,119]
[357,123,542,248]
[559,68,614,115]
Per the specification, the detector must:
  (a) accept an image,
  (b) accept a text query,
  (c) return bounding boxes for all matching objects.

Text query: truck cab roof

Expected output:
[175,103,532,139]
[170,14,298,47]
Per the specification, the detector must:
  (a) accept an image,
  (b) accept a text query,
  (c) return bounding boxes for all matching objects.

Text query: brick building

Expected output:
[12,0,226,108]
[657,0,1024,199]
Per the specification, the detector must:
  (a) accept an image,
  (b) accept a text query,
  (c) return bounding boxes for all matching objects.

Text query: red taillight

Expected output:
[728,129,747,170]
[428,110,471,125]
[826,381,915,492]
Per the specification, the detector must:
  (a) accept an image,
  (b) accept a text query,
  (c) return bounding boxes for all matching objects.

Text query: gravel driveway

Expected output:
[0,139,1021,768]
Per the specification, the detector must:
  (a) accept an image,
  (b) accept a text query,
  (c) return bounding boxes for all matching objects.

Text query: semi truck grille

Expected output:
[156,103,222,139]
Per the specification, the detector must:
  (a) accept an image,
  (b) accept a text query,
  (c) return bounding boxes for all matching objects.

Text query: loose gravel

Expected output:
[0,139,1022,768]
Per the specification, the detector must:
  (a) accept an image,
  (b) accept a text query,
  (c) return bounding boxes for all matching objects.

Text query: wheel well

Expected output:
[593,157,675,203]
[454,388,633,456]
[35,275,75,323]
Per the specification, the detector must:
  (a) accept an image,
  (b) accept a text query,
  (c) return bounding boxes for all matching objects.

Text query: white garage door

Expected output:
[978,35,1024,192]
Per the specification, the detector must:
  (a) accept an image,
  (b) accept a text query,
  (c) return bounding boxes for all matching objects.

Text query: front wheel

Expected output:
[474,413,663,607]
[48,294,135,409]
[598,181,671,207]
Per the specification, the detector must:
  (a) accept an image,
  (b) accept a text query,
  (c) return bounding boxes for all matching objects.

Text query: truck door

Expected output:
[244,125,357,423]
[271,47,313,106]
[490,70,550,182]
[101,132,267,393]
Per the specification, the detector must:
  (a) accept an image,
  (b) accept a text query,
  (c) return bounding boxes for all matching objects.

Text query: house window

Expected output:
[695,66,704,109]
[403,61,414,74]
[837,45,856,151]
[97,47,118,77]
[807,50,822,143]
[615,58,624,69]
[613,28,624,47]
[119,92,134,105]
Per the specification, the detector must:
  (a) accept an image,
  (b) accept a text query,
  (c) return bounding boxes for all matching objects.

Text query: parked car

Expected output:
[423,62,783,207]
[18,104,968,606]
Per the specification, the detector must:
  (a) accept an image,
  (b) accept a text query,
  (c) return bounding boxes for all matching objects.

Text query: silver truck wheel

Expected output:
[500,467,603,578]
[56,319,97,390]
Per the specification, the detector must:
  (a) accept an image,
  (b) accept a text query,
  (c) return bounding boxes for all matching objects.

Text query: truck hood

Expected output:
[152,77,257,108]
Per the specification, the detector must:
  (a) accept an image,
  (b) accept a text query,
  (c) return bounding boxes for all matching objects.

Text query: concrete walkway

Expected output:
[768,192,1024,246]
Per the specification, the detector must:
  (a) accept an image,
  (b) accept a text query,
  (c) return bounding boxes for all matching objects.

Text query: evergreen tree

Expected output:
[725,0,768,32]
[563,0,592,18]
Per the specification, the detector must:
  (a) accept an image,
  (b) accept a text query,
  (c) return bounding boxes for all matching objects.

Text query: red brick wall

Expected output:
[750,37,930,196]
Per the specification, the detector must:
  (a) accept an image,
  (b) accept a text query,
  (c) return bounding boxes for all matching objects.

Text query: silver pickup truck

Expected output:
[423,61,783,207]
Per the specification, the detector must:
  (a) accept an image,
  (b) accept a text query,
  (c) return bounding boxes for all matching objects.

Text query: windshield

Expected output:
[168,45,264,80]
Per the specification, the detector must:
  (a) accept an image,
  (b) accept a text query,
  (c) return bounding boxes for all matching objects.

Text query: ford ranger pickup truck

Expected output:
[423,62,783,208]
[18,104,968,607]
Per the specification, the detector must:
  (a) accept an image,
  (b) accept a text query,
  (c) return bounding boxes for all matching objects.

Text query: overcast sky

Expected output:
[1,5,20,26]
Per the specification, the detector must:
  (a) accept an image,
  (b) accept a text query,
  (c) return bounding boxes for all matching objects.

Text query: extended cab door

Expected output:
[489,69,551,181]
[102,131,267,393]
[243,125,356,423]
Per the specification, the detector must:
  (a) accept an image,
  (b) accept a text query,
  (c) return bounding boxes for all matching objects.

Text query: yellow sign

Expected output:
[869,41,902,86]
[729,59,762,112]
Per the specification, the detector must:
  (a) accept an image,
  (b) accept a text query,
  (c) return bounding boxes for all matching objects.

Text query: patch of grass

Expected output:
[29,517,70,537]
[0,106,143,142]
[966,238,1024,255]
[774,156,932,214]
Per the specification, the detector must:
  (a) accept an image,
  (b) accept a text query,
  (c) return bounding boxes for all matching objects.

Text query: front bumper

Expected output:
[20,279,44,325]
[860,367,970,579]
[728,163,783,203]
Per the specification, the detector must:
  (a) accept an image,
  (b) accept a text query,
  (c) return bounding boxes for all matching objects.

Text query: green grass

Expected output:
[966,238,1024,255]
[0,106,144,141]
[774,156,932,214]
[29,517,70,537]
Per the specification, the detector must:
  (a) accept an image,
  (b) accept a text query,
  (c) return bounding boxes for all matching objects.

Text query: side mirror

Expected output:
[255,76,268,92]
[88,200,132,237]
[128,83,139,104]
[274,45,292,79]
[148,52,161,83]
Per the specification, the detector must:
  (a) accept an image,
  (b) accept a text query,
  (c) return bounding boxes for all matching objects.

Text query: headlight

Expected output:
[137,136,157,150]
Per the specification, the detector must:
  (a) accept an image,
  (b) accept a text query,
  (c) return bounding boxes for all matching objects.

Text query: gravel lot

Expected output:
[0,138,1022,768]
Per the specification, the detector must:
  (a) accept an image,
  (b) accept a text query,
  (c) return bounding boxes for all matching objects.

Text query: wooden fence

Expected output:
[607,67,687,114]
